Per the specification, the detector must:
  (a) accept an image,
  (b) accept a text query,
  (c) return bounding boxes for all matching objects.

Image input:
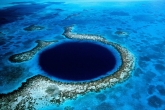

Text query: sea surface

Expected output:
[0,0,165,110]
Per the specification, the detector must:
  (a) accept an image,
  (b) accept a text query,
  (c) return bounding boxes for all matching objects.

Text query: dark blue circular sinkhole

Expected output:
[38,41,117,81]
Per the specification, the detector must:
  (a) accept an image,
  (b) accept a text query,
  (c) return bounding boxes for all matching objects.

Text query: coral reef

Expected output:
[148,95,163,108]
[0,32,5,36]
[24,25,45,31]
[110,11,130,16]
[96,93,106,101]
[45,85,60,97]
[0,26,135,109]
[115,30,128,37]
[0,66,26,86]
[95,102,114,110]
[64,106,74,110]
[9,40,57,62]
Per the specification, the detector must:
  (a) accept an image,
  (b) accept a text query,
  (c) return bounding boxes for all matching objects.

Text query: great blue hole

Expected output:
[38,41,117,81]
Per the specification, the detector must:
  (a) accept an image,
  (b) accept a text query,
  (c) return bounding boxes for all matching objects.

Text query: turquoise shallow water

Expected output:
[0,0,165,110]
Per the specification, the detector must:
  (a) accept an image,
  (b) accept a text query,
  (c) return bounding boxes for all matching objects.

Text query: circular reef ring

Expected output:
[0,25,135,109]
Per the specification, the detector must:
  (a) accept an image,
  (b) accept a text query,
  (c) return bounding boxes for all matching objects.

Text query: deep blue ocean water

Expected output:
[38,41,118,81]
[0,0,165,110]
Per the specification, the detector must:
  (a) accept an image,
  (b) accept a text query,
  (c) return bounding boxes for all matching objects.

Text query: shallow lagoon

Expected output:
[0,0,165,109]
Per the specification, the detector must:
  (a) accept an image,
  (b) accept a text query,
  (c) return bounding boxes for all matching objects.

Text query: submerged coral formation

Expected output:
[9,40,57,62]
[24,25,45,31]
[0,32,5,36]
[45,85,61,97]
[0,26,135,109]
[115,30,128,37]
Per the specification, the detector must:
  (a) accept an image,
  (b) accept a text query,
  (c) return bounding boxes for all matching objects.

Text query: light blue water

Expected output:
[0,1,165,110]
